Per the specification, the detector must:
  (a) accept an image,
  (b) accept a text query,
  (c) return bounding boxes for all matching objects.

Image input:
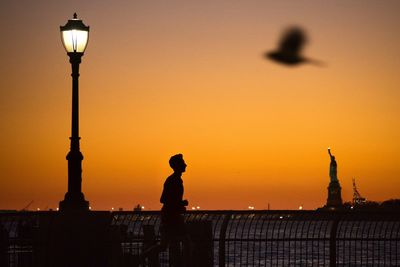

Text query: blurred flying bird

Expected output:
[266,27,323,66]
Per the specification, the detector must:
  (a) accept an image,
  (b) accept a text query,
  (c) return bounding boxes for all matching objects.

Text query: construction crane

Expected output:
[20,200,34,211]
[352,178,366,206]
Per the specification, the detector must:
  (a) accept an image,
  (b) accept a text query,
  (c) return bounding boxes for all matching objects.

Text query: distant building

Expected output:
[133,204,143,211]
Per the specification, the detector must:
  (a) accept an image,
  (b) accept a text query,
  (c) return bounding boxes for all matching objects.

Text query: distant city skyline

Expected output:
[1,0,399,210]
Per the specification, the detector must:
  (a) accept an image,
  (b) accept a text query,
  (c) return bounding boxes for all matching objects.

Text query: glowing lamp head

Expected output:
[60,13,89,53]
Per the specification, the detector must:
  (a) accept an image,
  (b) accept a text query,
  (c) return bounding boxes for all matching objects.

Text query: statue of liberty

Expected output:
[328,148,338,182]
[326,147,342,208]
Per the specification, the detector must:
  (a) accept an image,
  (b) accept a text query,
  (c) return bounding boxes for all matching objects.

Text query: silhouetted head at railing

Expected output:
[169,153,187,174]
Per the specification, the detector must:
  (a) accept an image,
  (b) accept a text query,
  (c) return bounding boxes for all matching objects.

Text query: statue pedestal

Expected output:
[326,180,343,209]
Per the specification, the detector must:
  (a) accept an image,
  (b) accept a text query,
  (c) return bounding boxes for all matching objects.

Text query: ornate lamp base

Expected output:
[59,192,89,212]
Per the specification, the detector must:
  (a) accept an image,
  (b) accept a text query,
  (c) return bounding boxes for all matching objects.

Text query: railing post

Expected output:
[142,225,159,267]
[0,224,8,267]
[329,214,340,267]
[186,221,213,267]
[219,213,231,267]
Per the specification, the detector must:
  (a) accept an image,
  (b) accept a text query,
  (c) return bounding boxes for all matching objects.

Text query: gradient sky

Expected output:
[1,0,399,211]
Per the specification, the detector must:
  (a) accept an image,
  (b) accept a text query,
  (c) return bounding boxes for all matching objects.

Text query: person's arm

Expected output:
[328,148,333,158]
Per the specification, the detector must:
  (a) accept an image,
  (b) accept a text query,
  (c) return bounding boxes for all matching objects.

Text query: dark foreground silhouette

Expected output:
[141,154,191,266]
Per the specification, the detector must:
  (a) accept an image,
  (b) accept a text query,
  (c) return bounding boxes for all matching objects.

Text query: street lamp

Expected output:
[59,13,90,211]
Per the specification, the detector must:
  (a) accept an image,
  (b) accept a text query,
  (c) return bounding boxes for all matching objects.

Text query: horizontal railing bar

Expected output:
[124,238,400,243]
[215,238,331,242]
[336,238,400,241]
[217,238,400,242]
[2,210,399,221]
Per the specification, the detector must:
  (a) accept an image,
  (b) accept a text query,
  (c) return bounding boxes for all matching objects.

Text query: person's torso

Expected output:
[160,174,184,212]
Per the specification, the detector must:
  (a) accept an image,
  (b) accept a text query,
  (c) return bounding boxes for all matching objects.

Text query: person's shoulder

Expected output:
[165,173,181,183]
[164,174,176,184]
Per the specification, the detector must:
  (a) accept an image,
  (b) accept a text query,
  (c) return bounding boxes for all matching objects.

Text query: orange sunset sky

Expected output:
[1,1,399,211]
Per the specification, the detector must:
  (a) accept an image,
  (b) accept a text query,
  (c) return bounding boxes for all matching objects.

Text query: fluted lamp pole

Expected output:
[59,13,90,211]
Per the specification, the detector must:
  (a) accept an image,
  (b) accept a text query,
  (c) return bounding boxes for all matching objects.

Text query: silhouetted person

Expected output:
[266,26,323,66]
[328,148,338,182]
[160,154,189,234]
[141,154,191,266]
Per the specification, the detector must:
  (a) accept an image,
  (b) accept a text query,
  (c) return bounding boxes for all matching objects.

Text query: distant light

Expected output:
[111,207,114,211]
[56,207,59,211]
[248,206,255,210]
[192,207,196,210]
[279,216,283,219]
[299,205,303,210]
[37,208,40,211]
[350,206,354,209]
[89,206,92,210]
[196,206,200,210]
[141,206,145,210]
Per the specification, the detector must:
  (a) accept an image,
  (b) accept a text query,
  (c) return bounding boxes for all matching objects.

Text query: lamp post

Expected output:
[59,13,90,211]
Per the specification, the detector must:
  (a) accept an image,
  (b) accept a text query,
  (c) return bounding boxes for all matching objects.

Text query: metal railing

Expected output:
[0,212,41,267]
[1,210,399,266]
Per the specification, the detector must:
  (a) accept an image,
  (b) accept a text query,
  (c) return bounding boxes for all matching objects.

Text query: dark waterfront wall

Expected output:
[1,210,399,266]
